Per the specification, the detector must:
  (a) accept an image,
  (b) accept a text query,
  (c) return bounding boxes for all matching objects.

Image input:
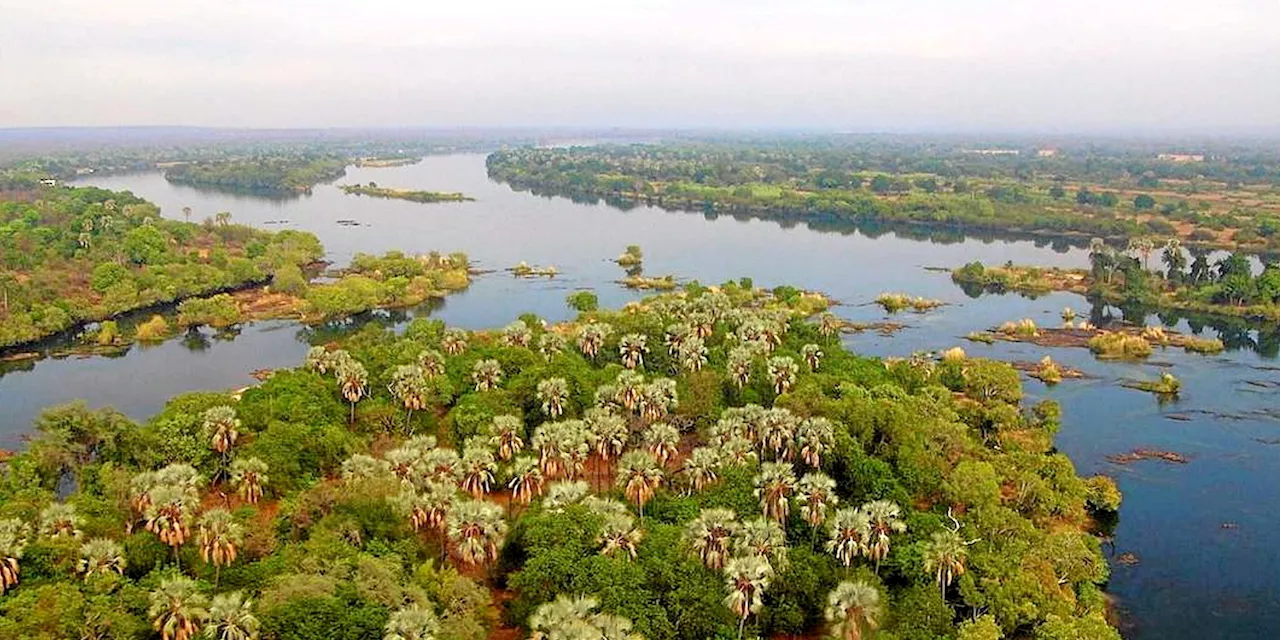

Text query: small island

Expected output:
[340,182,474,203]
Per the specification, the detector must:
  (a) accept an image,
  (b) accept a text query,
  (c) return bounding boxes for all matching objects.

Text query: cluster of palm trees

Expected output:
[529,595,640,640]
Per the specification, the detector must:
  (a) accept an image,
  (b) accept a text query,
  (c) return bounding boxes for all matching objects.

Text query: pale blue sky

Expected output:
[1,0,1277,133]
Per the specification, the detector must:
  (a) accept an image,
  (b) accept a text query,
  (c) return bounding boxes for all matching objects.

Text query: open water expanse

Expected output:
[1,153,1276,637]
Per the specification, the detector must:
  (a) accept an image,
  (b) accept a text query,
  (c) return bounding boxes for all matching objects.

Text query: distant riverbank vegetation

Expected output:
[164,156,348,193]
[487,142,1280,253]
[340,183,474,203]
[0,282,1120,639]
[0,185,323,350]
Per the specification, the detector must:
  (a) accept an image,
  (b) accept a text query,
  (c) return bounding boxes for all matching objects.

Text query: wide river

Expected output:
[4,153,1278,638]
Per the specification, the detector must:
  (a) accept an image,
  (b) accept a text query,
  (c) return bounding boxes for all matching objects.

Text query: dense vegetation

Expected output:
[340,183,474,203]
[954,239,1280,321]
[0,185,323,349]
[164,156,348,194]
[0,283,1120,639]
[487,143,1280,253]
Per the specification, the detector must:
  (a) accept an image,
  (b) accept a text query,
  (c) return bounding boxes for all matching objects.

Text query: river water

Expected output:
[3,153,1277,638]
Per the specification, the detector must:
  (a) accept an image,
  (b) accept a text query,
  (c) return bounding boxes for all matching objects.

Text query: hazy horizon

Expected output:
[3,0,1278,135]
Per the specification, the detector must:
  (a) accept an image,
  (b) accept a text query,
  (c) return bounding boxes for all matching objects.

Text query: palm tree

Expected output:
[129,471,159,530]
[501,321,533,348]
[471,359,503,391]
[825,580,882,640]
[440,328,468,356]
[0,518,30,596]
[684,508,738,570]
[197,508,243,587]
[486,415,526,461]
[79,537,127,579]
[202,406,240,481]
[530,595,599,639]
[681,447,722,493]
[727,346,756,389]
[146,484,198,567]
[922,530,968,600]
[586,409,628,489]
[642,422,680,467]
[530,595,639,640]
[417,349,447,379]
[598,512,643,560]
[639,378,678,422]
[39,502,84,540]
[723,555,773,640]
[157,463,204,492]
[760,408,798,462]
[388,365,430,428]
[678,337,709,373]
[148,576,210,640]
[716,436,758,468]
[341,454,392,483]
[613,371,645,413]
[817,312,843,338]
[1162,238,1187,281]
[393,481,454,536]
[384,604,440,640]
[229,458,269,505]
[446,499,507,567]
[616,450,663,520]
[796,417,835,468]
[204,591,259,640]
[459,444,497,498]
[736,517,788,572]
[795,472,839,529]
[202,406,240,456]
[801,343,823,371]
[421,448,463,486]
[304,346,334,374]
[767,356,798,395]
[826,508,871,569]
[537,378,570,419]
[665,322,691,356]
[507,455,545,506]
[182,206,193,222]
[862,500,906,575]
[538,332,566,360]
[336,359,368,424]
[542,480,590,512]
[533,420,592,482]
[576,322,610,359]
[215,211,231,226]
[753,462,796,524]
[618,333,648,369]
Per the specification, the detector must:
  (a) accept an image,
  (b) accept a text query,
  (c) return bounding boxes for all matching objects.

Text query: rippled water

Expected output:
[2,154,1275,638]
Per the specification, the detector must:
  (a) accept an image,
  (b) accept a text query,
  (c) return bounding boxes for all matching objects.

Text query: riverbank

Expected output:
[951,262,1280,323]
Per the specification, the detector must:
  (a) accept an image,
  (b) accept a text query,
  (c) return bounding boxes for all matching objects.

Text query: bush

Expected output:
[134,315,170,342]
[566,290,599,313]
[1087,332,1152,358]
[177,293,242,328]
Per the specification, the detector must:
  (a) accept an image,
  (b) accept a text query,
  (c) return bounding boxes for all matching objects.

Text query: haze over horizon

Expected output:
[2,0,1278,135]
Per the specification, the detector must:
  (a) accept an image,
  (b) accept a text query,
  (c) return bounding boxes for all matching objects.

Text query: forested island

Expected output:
[164,156,348,194]
[0,282,1121,639]
[486,143,1280,253]
[953,240,1280,322]
[341,183,474,203]
[0,185,323,350]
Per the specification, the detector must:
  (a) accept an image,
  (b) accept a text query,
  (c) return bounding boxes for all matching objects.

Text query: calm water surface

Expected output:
[2,154,1275,638]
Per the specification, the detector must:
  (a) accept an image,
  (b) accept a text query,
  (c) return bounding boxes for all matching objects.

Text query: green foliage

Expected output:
[566,290,599,312]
